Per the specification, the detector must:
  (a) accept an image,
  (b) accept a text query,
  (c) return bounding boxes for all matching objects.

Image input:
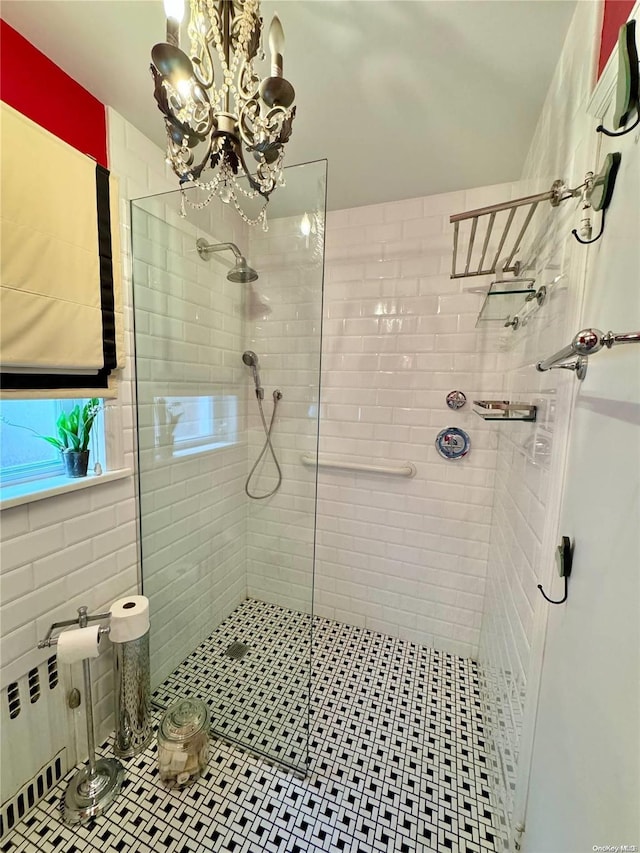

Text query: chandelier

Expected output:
[151,0,296,228]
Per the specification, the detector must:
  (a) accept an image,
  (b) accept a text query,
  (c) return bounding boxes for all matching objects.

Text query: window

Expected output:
[0,398,106,488]
[153,394,238,458]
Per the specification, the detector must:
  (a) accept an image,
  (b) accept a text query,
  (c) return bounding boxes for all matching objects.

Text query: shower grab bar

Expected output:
[536,328,640,381]
[301,454,416,478]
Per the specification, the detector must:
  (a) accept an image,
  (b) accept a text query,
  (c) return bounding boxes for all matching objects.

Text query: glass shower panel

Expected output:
[131,160,326,774]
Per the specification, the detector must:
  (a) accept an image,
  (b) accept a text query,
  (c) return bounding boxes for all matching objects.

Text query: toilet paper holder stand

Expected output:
[38,607,111,650]
[38,606,125,826]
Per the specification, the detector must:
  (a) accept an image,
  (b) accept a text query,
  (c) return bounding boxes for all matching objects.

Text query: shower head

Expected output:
[242,350,263,399]
[196,239,258,283]
[228,257,259,284]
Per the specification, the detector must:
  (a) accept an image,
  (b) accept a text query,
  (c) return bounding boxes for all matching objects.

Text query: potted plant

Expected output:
[41,398,101,478]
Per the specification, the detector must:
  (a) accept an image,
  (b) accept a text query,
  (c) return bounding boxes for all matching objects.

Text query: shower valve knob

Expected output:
[446,391,467,410]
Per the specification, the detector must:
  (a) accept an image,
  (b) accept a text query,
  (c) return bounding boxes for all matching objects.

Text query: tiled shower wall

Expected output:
[131,197,249,688]
[244,207,324,614]
[475,2,603,845]
[308,188,510,658]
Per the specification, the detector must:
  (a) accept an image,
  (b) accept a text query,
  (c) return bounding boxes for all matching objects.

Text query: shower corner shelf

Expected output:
[473,400,537,422]
[472,278,546,329]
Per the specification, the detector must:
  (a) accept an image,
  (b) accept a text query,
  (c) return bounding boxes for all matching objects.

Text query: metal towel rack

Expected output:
[450,153,622,278]
[301,454,416,478]
[450,179,576,279]
[536,328,640,380]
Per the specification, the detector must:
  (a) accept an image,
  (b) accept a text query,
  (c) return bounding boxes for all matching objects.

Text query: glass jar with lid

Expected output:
[157,697,209,786]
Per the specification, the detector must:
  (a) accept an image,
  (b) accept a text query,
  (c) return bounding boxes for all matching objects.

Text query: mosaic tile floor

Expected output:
[2,600,498,853]
[153,600,312,773]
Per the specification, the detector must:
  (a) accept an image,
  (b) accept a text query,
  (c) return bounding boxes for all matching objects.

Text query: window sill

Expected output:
[173,439,235,458]
[0,468,133,511]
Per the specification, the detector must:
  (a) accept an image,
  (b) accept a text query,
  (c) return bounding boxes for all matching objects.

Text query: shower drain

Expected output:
[225,642,250,660]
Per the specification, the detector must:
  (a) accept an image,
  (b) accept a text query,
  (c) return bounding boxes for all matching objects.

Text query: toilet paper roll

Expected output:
[57,626,101,664]
[109,595,150,643]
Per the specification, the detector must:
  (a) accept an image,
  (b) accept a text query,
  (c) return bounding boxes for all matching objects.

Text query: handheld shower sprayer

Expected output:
[241,350,283,500]
[242,350,263,400]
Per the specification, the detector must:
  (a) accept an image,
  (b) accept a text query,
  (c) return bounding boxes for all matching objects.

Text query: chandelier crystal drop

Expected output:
[151,0,296,229]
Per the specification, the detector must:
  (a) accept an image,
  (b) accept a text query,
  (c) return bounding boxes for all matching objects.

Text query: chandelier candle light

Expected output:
[151,0,296,228]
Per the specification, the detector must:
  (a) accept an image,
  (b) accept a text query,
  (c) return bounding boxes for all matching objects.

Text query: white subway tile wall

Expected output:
[305,185,510,658]
[244,204,325,614]
[475,2,601,842]
[130,195,249,688]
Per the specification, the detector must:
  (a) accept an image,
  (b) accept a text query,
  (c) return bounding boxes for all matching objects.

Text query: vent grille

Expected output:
[7,683,20,719]
[28,668,41,704]
[0,750,65,840]
[47,656,59,690]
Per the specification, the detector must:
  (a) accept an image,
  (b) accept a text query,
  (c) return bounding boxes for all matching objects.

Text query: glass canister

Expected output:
[157,698,209,786]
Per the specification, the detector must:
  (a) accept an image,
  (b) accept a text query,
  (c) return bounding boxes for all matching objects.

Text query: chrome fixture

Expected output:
[196,239,258,282]
[242,350,283,499]
[151,0,296,228]
[536,328,640,381]
[450,180,572,279]
[446,391,467,411]
[450,153,621,278]
[435,427,471,461]
[38,607,125,825]
[242,349,263,398]
[112,631,152,758]
[473,400,537,422]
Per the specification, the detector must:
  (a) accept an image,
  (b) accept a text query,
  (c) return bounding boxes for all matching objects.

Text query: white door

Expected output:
[522,64,640,852]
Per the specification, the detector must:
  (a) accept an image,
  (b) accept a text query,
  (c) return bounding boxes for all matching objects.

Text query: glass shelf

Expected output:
[473,400,537,422]
[474,278,536,325]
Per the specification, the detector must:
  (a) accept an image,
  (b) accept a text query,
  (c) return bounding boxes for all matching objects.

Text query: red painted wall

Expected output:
[598,0,635,78]
[0,20,108,166]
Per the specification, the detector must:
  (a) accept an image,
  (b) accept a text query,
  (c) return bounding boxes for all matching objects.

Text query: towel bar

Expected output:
[536,328,640,381]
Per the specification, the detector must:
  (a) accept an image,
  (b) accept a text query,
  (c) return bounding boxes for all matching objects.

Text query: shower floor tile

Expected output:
[153,600,313,772]
[4,599,498,853]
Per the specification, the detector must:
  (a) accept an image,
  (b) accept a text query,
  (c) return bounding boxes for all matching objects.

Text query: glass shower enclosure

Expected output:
[131,161,326,773]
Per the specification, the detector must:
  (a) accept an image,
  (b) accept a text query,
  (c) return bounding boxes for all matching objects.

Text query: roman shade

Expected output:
[0,102,124,398]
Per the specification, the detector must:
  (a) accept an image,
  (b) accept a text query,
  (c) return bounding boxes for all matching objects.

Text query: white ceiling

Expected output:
[1,0,577,210]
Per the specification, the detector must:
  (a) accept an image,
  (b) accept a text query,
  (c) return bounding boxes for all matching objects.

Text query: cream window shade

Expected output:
[0,102,124,398]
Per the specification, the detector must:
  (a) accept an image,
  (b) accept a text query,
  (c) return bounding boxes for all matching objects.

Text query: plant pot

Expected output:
[62,450,90,478]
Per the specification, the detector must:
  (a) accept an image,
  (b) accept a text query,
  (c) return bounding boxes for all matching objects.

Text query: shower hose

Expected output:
[245,390,283,499]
